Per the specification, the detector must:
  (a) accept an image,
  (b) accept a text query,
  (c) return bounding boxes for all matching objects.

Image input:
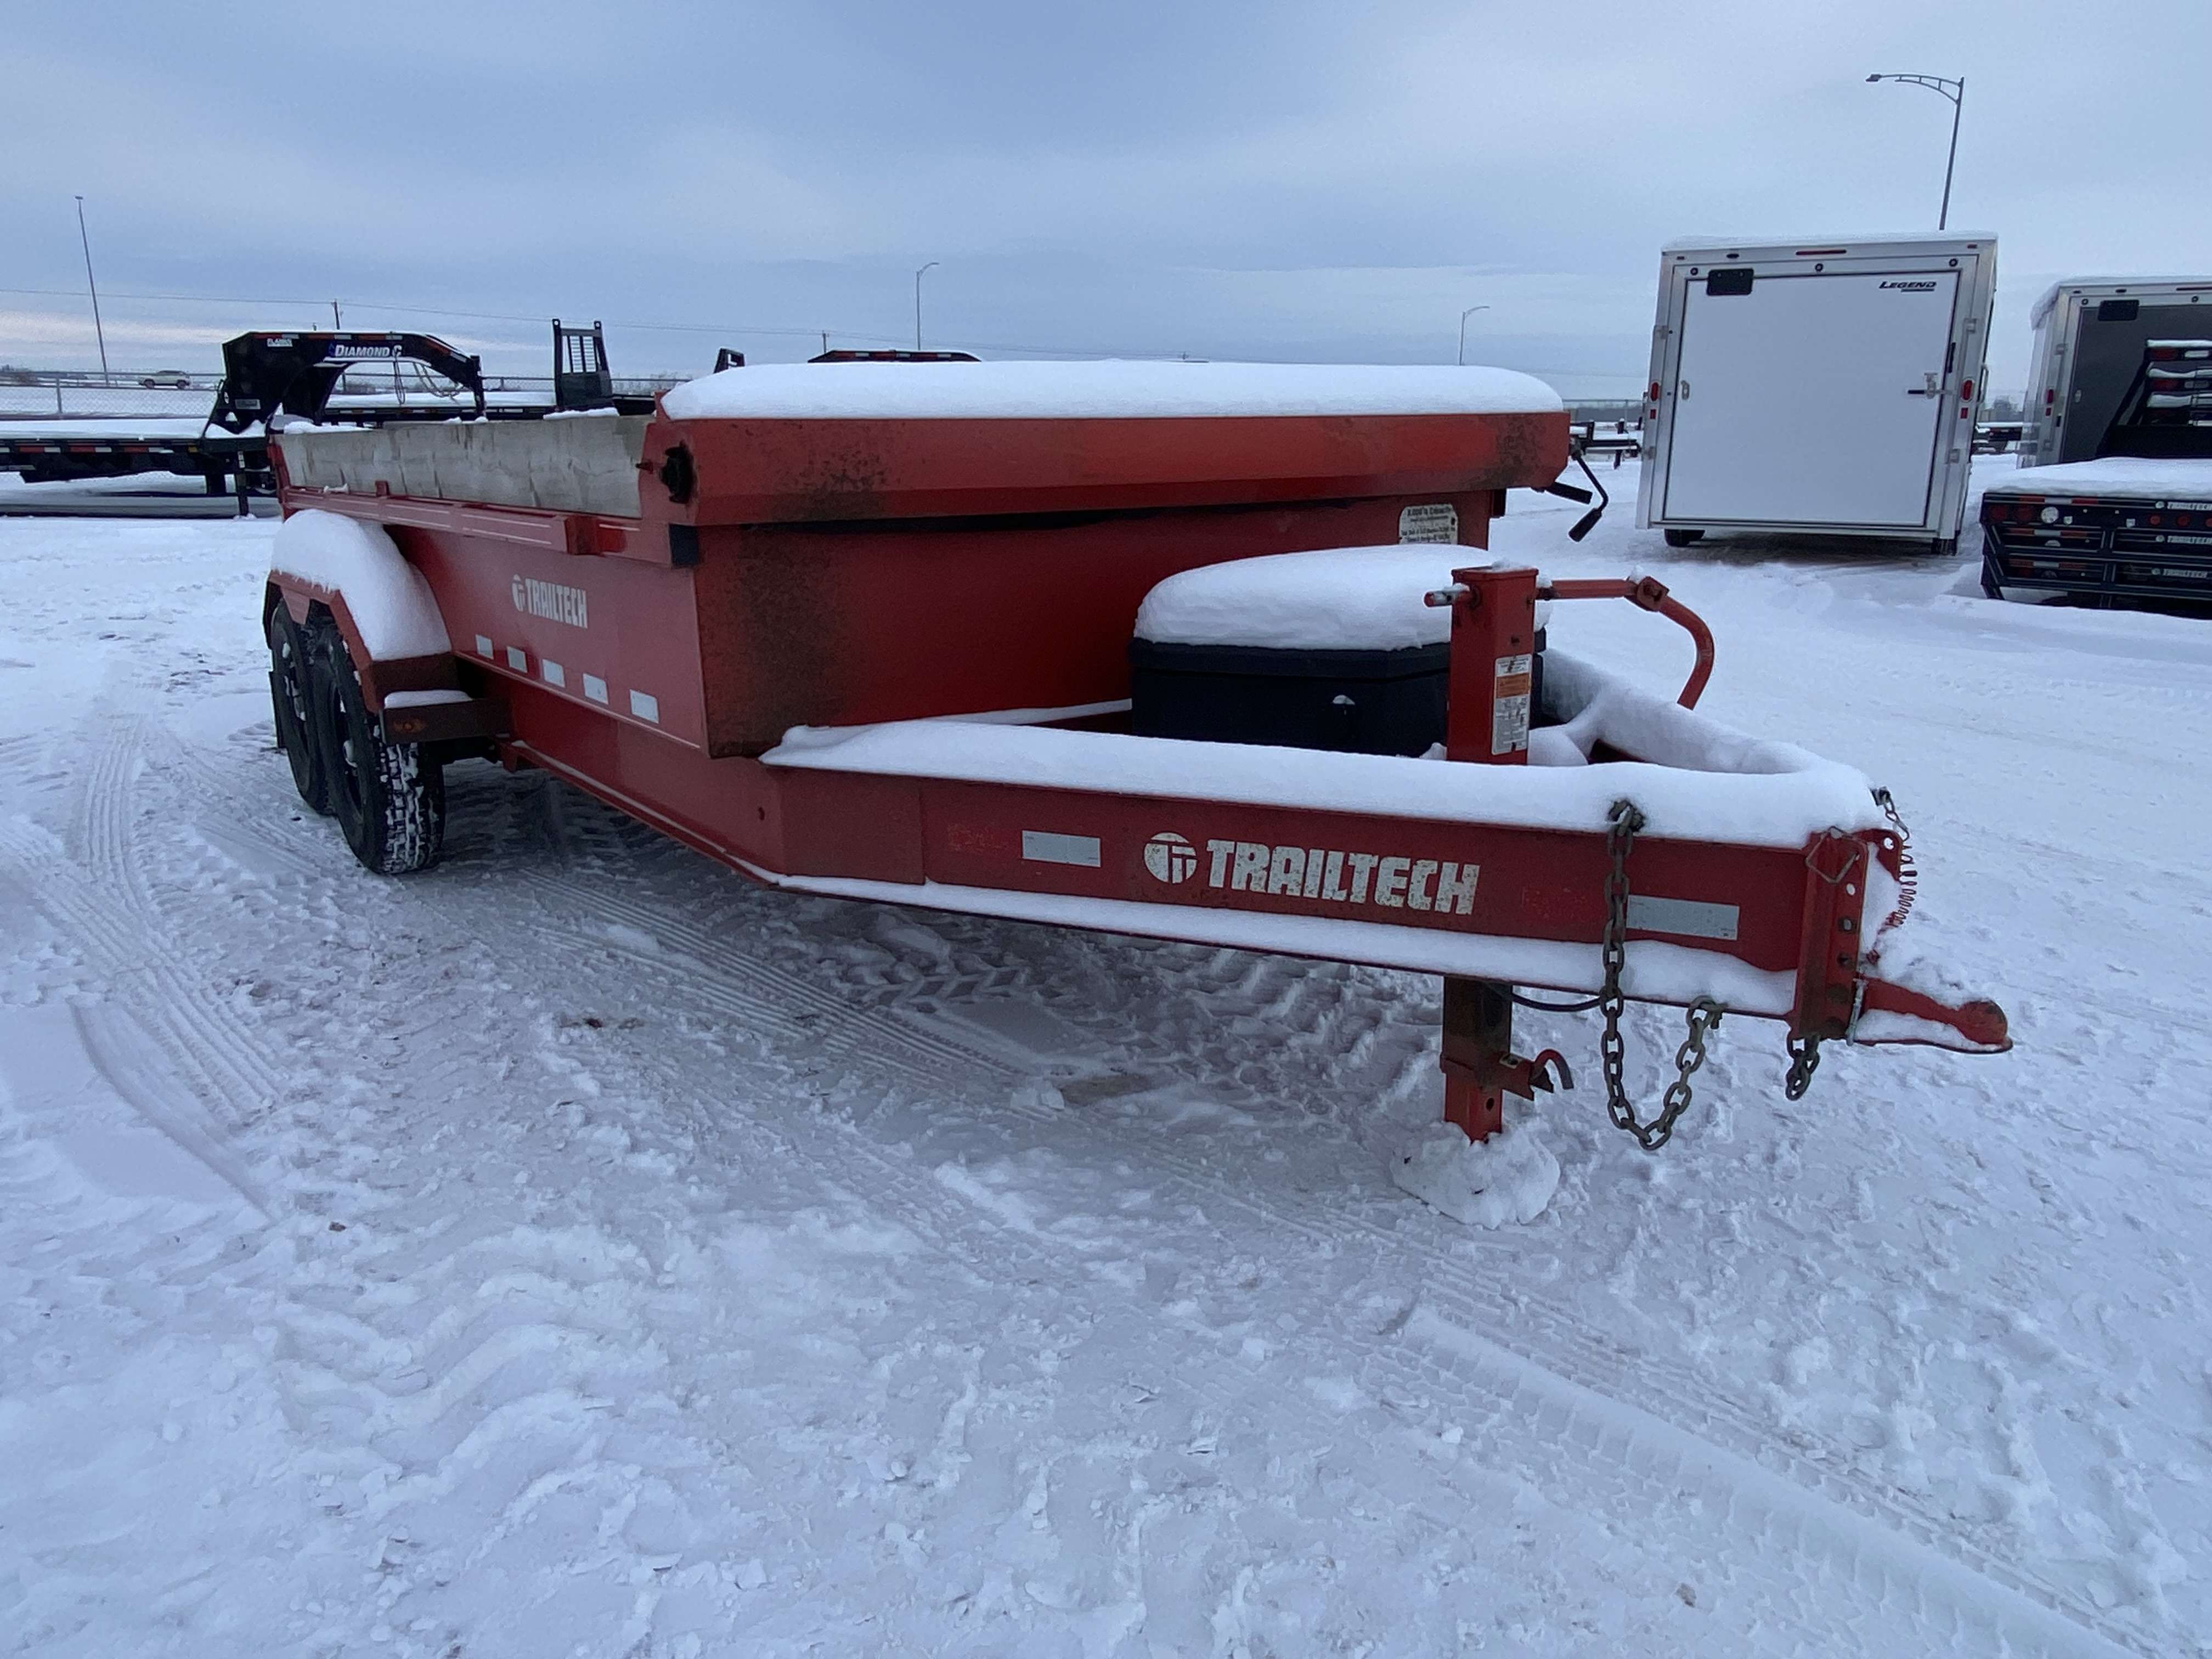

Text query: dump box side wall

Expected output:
[691,491,1504,753]
[280,416,649,517]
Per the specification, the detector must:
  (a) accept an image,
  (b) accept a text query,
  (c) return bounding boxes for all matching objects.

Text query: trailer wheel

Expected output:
[307,628,445,875]
[267,606,331,815]
[1663,528,1705,548]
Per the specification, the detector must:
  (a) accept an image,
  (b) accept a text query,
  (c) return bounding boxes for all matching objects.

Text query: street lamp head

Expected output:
[1866,74,1882,82]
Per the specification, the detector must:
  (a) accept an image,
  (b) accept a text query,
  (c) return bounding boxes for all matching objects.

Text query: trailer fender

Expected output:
[265,508,504,743]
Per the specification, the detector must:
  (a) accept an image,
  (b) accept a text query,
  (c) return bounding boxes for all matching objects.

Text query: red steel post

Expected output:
[1436,563,1541,1139]
[1440,563,1540,764]
[1440,976,1511,1141]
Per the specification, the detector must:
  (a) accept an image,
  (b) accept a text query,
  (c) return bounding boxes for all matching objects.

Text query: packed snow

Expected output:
[770,651,1886,850]
[4,456,2211,1657]
[269,508,453,659]
[0,416,216,439]
[660,359,1563,421]
[1133,544,1495,650]
[1391,1120,1561,1227]
[1985,455,2212,497]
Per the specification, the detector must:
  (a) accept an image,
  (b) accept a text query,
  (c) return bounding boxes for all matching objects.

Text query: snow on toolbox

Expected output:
[1635,232,1996,554]
[261,345,2008,1191]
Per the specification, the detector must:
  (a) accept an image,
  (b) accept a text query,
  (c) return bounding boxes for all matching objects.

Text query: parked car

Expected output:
[138,369,193,389]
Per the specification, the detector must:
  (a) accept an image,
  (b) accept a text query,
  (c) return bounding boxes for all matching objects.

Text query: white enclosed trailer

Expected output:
[2018,274,2212,469]
[1635,233,1997,552]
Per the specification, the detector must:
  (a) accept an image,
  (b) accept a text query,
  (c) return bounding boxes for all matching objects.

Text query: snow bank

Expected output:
[661,359,1562,422]
[1136,546,1518,651]
[1392,1121,1560,1227]
[1984,456,2212,499]
[269,509,451,660]
[769,649,1883,849]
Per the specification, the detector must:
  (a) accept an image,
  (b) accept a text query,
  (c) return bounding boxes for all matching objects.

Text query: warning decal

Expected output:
[1492,652,1532,755]
[1398,504,1459,544]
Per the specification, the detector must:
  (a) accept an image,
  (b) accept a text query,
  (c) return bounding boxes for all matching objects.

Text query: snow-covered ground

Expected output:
[3,460,2209,1657]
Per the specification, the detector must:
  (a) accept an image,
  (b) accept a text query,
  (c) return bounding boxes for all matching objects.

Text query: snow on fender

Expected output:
[269,509,453,662]
[1392,1121,1561,1227]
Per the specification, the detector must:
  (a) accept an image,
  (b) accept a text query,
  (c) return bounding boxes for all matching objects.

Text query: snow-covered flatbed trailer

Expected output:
[1982,340,2212,604]
[1,324,651,506]
[0,417,262,495]
[260,359,2007,1205]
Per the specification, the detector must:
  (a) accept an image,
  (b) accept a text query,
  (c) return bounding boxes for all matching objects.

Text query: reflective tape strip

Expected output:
[1626,894,1740,941]
[1022,830,1101,868]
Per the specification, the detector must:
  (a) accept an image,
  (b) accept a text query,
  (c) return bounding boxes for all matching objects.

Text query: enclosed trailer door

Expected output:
[1661,268,1958,527]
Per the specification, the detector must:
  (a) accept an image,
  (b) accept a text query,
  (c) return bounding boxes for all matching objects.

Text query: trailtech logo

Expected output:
[511,575,589,628]
[1143,832,1199,883]
[1878,279,1939,293]
[1148,834,1480,914]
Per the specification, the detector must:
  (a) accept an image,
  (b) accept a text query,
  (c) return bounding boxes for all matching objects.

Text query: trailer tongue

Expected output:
[262,357,2007,1204]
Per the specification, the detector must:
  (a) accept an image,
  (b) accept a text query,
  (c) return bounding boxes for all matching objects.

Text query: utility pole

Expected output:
[914,261,939,351]
[332,301,342,329]
[73,195,110,385]
[1865,74,1966,230]
[1457,304,1490,366]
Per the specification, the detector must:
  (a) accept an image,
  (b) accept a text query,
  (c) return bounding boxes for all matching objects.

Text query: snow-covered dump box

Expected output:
[1634,233,1997,552]
[2018,275,2212,467]
[274,359,1568,753]
[675,362,1565,751]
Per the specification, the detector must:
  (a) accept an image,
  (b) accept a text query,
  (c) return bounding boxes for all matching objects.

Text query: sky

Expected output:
[5,0,2208,400]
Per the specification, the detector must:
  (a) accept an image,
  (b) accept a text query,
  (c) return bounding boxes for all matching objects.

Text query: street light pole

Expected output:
[914,261,940,351]
[1865,73,1966,230]
[73,195,110,385]
[1457,304,1491,366]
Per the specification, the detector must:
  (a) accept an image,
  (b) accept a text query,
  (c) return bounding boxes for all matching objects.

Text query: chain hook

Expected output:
[1784,1033,1823,1101]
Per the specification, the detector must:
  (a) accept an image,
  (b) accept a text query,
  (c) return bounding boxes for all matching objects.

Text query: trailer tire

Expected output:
[1663,528,1705,548]
[267,605,331,815]
[307,627,445,875]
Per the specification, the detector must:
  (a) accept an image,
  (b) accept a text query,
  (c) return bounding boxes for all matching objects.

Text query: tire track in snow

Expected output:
[153,726,2153,1654]
[421,821,2147,1654]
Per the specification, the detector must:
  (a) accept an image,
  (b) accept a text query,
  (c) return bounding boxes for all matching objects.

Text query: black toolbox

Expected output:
[1129,637,1457,755]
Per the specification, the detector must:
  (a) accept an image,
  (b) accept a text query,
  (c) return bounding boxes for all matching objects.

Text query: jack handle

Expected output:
[1538,446,1612,541]
[1536,575,1715,709]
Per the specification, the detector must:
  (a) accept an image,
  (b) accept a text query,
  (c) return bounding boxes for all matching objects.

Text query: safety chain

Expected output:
[1598,798,1725,1152]
[1867,787,1920,957]
[1784,1033,1823,1101]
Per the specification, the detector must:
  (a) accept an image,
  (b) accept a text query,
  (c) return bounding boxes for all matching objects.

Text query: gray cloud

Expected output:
[8,0,2208,394]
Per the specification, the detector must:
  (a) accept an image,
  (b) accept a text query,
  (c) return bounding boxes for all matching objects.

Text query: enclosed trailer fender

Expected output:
[266,507,505,744]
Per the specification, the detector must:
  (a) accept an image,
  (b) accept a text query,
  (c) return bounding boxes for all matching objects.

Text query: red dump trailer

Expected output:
[261,351,2007,1196]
